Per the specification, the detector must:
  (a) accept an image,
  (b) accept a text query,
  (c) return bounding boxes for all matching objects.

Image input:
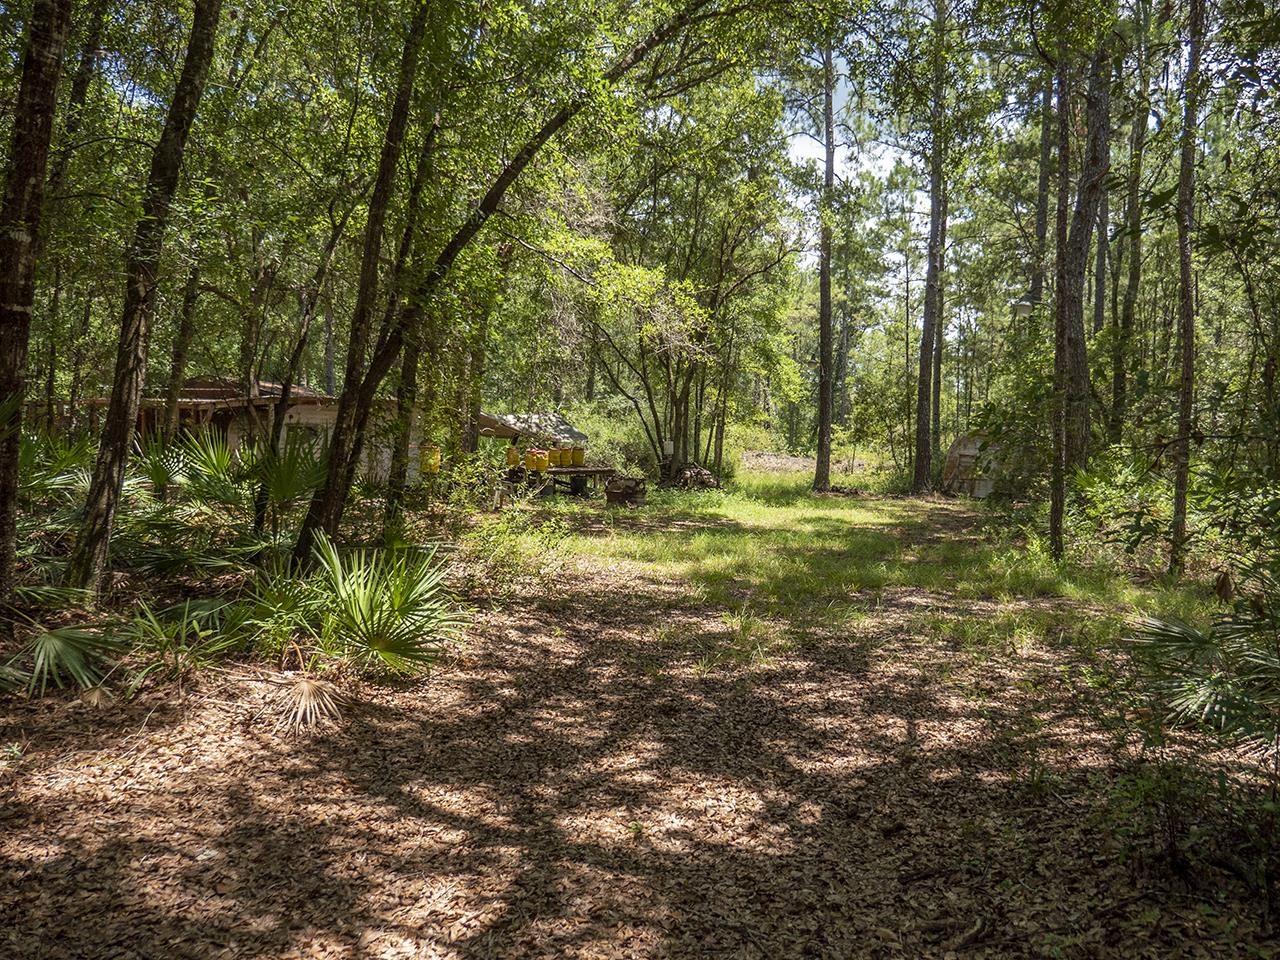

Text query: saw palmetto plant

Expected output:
[1131,562,1280,756]
[8,624,125,696]
[281,677,344,733]
[313,532,464,676]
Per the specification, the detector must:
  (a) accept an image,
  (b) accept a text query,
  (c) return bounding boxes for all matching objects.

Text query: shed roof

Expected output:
[476,411,587,444]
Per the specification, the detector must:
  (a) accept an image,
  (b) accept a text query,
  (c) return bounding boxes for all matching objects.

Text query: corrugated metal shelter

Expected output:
[476,411,587,445]
[941,432,1001,498]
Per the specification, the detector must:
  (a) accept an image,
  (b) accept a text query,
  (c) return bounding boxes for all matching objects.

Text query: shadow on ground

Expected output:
[0,499,1265,958]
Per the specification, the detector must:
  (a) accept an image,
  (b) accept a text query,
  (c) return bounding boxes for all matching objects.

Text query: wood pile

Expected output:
[605,475,647,506]
[666,463,720,490]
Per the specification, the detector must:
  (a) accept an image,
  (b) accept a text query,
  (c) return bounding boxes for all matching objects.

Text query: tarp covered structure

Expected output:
[476,411,587,445]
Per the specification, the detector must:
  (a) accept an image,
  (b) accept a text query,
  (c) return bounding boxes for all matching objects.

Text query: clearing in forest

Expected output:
[0,474,1265,958]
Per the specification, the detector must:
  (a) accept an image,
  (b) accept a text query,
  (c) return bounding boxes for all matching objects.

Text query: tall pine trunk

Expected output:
[1050,57,1072,560]
[66,0,223,594]
[813,44,835,492]
[1170,0,1204,573]
[931,201,946,463]
[1030,73,1053,304]
[1110,1,1152,443]
[913,3,948,493]
[0,0,74,606]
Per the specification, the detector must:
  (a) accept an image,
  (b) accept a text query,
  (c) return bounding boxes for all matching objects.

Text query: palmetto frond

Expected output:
[180,428,248,507]
[17,626,124,696]
[282,677,344,733]
[313,533,464,676]
[244,434,327,512]
[1130,563,1280,752]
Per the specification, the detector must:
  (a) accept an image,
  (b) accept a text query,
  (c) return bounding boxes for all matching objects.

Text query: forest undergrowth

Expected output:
[3,464,1278,958]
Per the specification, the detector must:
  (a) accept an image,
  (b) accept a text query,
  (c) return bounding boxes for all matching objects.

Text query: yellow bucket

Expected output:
[550,448,563,467]
[535,450,550,472]
[505,446,520,468]
[524,448,540,472]
[421,444,441,475]
[571,447,585,466]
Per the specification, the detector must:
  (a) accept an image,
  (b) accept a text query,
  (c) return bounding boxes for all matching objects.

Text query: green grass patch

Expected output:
[544,470,1215,652]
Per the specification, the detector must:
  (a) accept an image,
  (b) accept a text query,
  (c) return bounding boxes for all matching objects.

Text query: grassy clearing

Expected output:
[544,469,1216,657]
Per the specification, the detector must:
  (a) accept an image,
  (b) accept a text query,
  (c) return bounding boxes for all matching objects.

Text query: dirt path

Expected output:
[0,503,1267,958]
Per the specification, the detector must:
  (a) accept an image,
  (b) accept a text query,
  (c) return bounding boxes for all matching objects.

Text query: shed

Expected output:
[940,432,1001,499]
[476,411,587,445]
[83,378,423,483]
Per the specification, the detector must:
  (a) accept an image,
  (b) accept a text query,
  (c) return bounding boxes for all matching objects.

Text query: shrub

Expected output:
[1129,560,1280,908]
[313,533,464,675]
[123,600,244,691]
[1131,561,1280,754]
[457,506,568,598]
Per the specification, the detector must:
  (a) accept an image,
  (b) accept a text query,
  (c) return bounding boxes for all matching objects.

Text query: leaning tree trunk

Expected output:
[251,206,353,539]
[813,43,835,493]
[0,0,74,608]
[1170,0,1204,574]
[65,0,223,594]
[294,0,722,560]
[293,0,429,560]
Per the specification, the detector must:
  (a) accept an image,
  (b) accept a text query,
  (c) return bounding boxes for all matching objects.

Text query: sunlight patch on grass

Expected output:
[550,470,1214,656]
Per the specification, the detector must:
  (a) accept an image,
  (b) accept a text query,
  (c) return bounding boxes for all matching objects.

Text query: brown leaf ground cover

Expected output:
[1,485,1273,958]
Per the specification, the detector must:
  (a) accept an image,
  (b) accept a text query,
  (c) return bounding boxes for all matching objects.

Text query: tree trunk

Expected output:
[1093,190,1109,336]
[67,296,91,428]
[1030,71,1054,304]
[931,202,946,465]
[1110,3,1151,443]
[163,262,201,442]
[1050,57,1071,560]
[913,7,948,494]
[1062,44,1111,469]
[382,306,422,542]
[0,0,74,608]
[813,43,835,492]
[251,203,353,538]
[44,264,61,431]
[322,289,336,395]
[292,0,428,558]
[1170,0,1204,573]
[66,0,223,594]
[38,0,108,258]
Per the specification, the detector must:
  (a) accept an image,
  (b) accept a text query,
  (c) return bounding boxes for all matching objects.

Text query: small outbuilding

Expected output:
[940,432,1002,499]
[475,411,588,446]
[84,378,425,483]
